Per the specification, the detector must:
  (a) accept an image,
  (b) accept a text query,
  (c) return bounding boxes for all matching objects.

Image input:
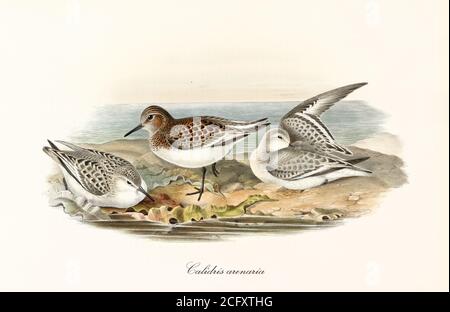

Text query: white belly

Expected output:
[153,145,233,168]
[249,152,370,190]
[61,169,146,208]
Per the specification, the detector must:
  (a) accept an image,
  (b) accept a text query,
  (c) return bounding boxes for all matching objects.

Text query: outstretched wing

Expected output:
[280,113,353,155]
[266,148,367,181]
[282,82,367,119]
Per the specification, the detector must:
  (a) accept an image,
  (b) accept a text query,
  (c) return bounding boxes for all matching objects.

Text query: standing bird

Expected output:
[250,128,371,190]
[280,82,367,156]
[124,106,269,200]
[43,140,153,208]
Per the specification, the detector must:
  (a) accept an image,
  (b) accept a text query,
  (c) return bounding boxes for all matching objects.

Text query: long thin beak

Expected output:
[124,124,143,137]
[138,186,154,202]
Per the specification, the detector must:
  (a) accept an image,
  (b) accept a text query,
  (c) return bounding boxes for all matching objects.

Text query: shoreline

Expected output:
[46,132,407,227]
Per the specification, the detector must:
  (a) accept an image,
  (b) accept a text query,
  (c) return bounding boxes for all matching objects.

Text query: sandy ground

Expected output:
[46,133,406,223]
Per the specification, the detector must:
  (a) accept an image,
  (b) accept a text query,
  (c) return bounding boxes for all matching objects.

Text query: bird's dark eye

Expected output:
[277,136,283,139]
[147,115,154,121]
[127,181,132,185]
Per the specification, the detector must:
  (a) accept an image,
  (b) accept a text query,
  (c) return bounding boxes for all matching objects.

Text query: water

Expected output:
[64,101,387,240]
[70,101,386,153]
[88,216,343,241]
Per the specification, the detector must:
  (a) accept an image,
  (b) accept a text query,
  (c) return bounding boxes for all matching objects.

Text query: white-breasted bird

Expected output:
[43,140,153,208]
[250,128,371,190]
[124,105,269,200]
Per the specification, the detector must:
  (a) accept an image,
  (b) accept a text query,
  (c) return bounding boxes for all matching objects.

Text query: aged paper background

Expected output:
[0,0,448,291]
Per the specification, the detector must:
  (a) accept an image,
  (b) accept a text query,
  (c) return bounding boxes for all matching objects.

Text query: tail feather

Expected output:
[42,146,55,159]
[211,133,250,148]
[326,142,353,155]
[351,165,372,174]
[228,118,270,133]
[47,139,59,150]
[43,140,84,187]
[346,156,372,174]
[346,156,370,165]
[55,140,85,151]
[228,117,268,125]
[337,145,353,155]
[43,140,60,160]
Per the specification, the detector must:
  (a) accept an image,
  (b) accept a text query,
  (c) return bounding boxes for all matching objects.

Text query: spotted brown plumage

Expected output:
[124,105,270,200]
[139,108,268,151]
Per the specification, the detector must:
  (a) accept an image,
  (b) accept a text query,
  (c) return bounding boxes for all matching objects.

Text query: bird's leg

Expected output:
[186,167,207,201]
[211,163,220,177]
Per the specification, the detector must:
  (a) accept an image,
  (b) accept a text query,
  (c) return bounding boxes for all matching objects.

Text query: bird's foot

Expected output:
[212,164,220,177]
[186,187,204,201]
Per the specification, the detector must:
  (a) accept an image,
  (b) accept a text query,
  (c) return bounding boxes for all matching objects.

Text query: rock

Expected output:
[348,194,360,201]
[302,208,345,221]
[221,182,244,193]
[46,133,407,222]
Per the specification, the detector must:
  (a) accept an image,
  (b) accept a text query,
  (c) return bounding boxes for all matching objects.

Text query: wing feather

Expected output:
[282,82,367,119]
[167,117,253,150]
[267,148,362,181]
[47,148,110,195]
[281,113,353,155]
[56,141,132,169]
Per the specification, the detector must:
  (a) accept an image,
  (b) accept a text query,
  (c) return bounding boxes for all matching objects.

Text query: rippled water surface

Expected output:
[70,101,386,153]
[63,101,386,240]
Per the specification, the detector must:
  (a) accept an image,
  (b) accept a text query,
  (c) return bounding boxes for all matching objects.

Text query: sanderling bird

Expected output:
[250,128,371,190]
[43,140,154,208]
[124,105,269,200]
[280,82,367,156]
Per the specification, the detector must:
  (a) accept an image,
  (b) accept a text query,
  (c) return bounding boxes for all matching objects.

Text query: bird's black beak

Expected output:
[124,124,143,137]
[138,186,154,202]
